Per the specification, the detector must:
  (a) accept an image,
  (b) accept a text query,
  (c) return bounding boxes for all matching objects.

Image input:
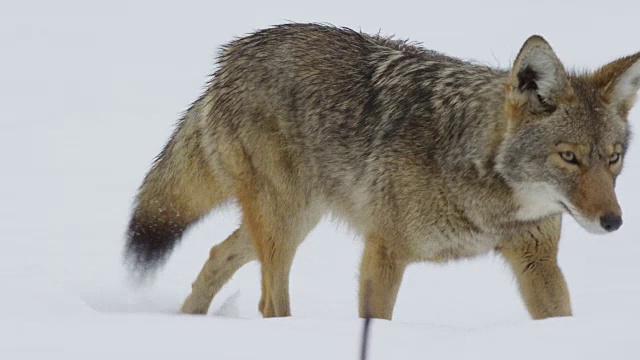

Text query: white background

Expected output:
[1,0,639,358]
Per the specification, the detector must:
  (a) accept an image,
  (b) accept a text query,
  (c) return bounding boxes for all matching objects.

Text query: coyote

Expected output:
[125,23,640,320]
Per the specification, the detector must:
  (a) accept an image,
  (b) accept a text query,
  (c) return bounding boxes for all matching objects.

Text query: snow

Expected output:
[2,0,640,358]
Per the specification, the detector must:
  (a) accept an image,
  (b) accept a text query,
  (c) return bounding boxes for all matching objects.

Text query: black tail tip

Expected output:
[124,214,188,282]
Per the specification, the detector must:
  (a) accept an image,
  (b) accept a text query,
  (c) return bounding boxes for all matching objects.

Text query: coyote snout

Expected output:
[564,198,622,234]
[565,165,623,234]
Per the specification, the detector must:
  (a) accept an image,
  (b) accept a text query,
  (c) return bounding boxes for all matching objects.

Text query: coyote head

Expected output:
[496,36,640,234]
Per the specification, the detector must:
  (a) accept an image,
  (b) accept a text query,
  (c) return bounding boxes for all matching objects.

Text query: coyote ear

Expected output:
[509,35,567,109]
[593,53,640,116]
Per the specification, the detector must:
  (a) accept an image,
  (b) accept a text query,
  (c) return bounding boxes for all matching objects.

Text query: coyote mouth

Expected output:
[558,201,609,234]
[558,201,572,215]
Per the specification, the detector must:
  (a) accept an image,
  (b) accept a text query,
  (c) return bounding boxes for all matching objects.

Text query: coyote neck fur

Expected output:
[366,52,522,221]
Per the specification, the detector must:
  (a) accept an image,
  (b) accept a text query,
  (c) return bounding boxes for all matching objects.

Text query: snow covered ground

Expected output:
[2,1,640,358]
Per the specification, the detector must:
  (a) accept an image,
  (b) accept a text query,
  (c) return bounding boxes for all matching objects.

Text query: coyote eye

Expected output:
[560,151,578,164]
[610,152,621,164]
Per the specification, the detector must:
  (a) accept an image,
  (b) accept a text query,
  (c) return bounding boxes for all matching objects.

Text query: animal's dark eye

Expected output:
[610,152,621,164]
[560,151,579,164]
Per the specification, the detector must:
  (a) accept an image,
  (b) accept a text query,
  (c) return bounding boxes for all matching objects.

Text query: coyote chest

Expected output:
[414,224,503,262]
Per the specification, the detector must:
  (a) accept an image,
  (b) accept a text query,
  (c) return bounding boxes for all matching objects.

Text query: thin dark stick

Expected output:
[361,316,372,360]
[360,280,373,360]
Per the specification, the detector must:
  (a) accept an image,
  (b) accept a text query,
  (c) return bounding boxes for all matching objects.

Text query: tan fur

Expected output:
[124,24,640,321]
[498,216,571,319]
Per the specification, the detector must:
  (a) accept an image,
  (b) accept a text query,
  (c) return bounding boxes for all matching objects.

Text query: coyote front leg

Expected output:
[498,216,572,319]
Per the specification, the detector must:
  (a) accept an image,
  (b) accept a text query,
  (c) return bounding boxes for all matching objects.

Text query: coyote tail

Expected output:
[125,98,227,278]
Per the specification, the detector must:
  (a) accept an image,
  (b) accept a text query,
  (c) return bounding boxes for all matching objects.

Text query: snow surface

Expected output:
[2,1,640,359]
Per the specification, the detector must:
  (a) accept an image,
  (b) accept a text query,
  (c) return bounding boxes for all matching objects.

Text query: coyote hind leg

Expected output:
[241,189,320,318]
[359,236,408,320]
[181,224,256,315]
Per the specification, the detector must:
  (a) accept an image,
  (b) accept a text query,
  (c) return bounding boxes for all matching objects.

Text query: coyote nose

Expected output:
[600,214,622,232]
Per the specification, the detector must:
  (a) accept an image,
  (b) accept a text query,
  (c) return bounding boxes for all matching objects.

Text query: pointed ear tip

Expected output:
[516,35,554,59]
[523,35,550,47]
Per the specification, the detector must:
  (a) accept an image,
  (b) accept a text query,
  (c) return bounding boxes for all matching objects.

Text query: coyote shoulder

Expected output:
[125,23,640,320]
